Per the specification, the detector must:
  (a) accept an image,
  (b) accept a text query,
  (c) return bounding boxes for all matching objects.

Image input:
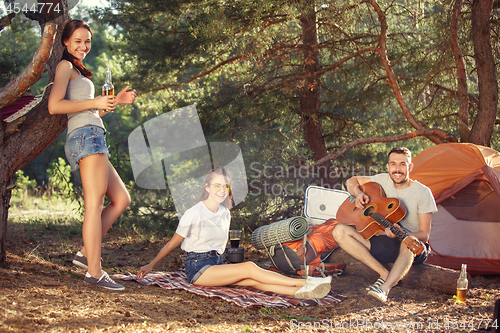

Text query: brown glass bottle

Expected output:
[456,263,468,302]
[102,68,114,112]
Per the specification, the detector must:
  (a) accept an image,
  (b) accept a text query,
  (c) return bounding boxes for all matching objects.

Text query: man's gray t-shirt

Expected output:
[369,173,437,233]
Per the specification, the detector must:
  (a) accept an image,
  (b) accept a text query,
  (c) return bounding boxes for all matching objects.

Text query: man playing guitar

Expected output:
[332,147,437,302]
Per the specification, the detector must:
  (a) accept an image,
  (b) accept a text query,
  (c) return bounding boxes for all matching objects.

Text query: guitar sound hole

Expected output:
[364,206,375,217]
[388,203,394,209]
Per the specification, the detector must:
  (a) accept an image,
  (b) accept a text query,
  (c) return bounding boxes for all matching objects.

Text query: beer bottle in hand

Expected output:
[102,68,114,112]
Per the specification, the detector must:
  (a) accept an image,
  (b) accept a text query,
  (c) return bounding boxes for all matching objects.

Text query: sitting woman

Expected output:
[137,167,331,299]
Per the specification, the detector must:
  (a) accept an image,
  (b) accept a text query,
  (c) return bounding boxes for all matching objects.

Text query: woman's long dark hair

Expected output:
[196,167,233,209]
[61,19,93,79]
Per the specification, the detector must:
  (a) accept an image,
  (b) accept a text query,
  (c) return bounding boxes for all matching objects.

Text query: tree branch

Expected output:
[315,129,457,166]
[0,22,57,110]
[0,13,15,32]
[429,83,479,106]
[146,55,246,93]
[244,47,379,99]
[369,0,445,144]
[317,47,379,76]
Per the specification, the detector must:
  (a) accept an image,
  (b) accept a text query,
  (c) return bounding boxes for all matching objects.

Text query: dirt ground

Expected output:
[1,222,499,333]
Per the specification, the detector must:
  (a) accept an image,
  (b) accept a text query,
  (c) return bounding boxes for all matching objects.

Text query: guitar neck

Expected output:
[370,212,408,241]
[370,212,424,256]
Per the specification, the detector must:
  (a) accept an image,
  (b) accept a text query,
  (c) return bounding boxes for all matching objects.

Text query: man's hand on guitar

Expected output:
[338,182,425,256]
[385,224,400,238]
[355,193,370,209]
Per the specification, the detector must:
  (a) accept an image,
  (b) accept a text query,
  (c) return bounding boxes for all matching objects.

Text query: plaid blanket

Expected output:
[112,270,346,308]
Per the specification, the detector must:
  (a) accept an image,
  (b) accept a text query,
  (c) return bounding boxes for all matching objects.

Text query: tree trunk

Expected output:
[299,1,335,188]
[0,8,69,267]
[329,249,462,295]
[450,0,470,142]
[0,181,13,267]
[469,0,497,146]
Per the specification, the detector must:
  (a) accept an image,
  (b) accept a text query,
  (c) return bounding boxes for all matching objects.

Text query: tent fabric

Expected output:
[440,179,500,222]
[423,253,500,276]
[411,143,500,275]
[411,143,500,204]
[429,206,500,259]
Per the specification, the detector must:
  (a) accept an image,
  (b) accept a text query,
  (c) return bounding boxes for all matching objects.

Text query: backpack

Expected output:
[265,219,345,277]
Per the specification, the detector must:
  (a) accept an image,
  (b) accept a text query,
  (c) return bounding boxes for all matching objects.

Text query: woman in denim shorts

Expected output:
[48,20,137,291]
[137,167,333,299]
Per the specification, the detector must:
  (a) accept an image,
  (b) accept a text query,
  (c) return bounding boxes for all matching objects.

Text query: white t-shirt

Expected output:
[369,173,437,233]
[175,201,230,254]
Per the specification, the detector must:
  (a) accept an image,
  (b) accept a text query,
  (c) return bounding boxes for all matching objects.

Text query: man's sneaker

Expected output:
[84,271,125,291]
[295,280,331,299]
[366,278,385,291]
[367,286,387,302]
[72,251,88,270]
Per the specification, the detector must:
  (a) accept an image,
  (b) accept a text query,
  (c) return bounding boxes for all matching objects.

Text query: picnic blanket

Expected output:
[112,270,346,308]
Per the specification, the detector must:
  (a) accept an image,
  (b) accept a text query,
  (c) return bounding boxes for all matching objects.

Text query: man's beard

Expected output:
[390,171,408,184]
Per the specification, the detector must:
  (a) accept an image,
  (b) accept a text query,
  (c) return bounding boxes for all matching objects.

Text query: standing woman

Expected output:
[48,19,136,290]
[137,167,332,299]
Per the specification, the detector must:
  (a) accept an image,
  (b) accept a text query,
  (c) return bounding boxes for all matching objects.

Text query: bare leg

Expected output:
[101,161,131,234]
[332,224,389,280]
[234,278,303,296]
[194,261,306,296]
[379,242,414,295]
[79,154,109,278]
[80,161,130,258]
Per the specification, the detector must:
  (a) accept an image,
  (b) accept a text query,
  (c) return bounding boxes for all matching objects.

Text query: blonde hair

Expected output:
[196,167,233,209]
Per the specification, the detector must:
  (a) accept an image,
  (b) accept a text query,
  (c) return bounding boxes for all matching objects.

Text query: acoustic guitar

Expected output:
[336,182,424,256]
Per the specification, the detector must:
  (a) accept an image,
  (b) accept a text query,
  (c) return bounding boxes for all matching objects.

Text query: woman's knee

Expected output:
[242,261,258,269]
[111,189,131,212]
[240,261,259,274]
[120,191,131,210]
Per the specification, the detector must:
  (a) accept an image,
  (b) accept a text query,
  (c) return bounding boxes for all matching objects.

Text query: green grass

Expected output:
[9,189,81,223]
[6,189,182,272]
[8,189,179,240]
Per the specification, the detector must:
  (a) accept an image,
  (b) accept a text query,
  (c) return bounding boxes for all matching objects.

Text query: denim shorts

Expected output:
[184,250,224,284]
[64,125,109,171]
[370,235,430,265]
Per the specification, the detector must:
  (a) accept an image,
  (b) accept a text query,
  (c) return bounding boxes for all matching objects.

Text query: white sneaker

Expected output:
[367,286,387,302]
[295,279,331,299]
[306,275,332,286]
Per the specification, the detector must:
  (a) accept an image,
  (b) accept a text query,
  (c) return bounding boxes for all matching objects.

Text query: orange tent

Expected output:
[411,143,500,275]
